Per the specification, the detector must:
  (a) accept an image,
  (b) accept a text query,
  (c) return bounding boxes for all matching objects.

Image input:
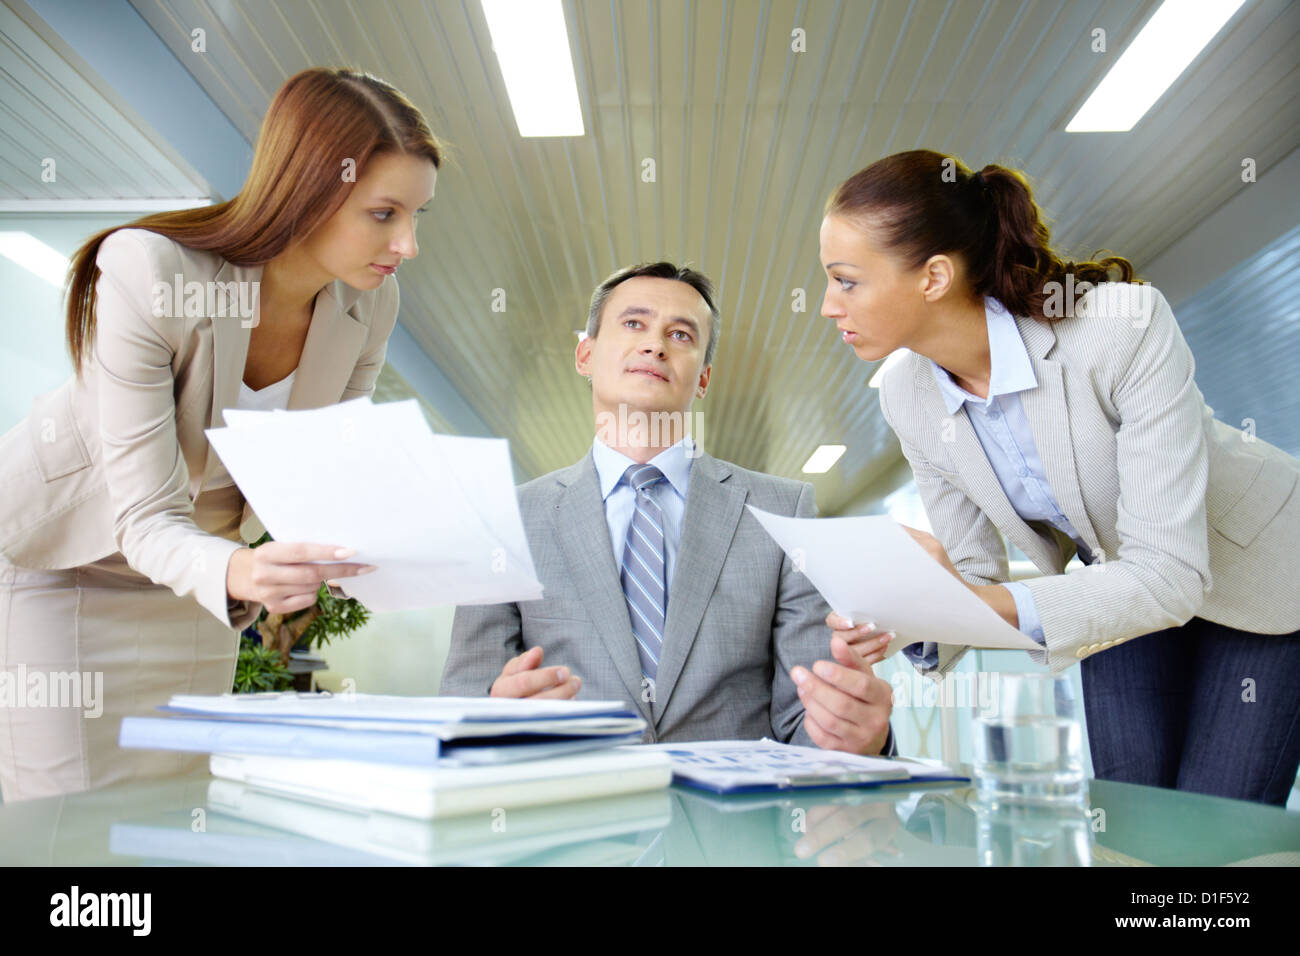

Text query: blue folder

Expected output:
[119,716,640,767]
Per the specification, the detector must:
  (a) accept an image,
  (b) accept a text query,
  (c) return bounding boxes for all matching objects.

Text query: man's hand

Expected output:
[489,646,582,699]
[793,801,903,866]
[790,635,893,755]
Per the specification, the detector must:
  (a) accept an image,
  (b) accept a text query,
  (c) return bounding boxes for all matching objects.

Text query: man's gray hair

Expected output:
[585,261,721,366]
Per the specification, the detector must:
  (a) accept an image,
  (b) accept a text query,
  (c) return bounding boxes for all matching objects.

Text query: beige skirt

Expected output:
[0,490,245,803]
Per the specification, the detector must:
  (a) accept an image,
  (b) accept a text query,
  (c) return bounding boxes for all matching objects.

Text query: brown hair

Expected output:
[65,67,445,373]
[587,261,722,366]
[825,149,1138,320]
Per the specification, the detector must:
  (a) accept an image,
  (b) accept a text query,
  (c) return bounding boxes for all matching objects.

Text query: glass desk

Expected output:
[2,770,1297,866]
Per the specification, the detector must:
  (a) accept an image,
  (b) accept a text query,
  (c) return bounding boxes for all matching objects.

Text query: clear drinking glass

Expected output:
[972,672,1086,805]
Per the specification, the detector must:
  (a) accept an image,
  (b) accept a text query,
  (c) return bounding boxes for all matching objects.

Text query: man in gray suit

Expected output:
[441,262,894,755]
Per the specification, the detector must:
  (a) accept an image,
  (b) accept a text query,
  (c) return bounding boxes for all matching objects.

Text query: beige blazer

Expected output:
[0,228,399,628]
[877,282,1300,675]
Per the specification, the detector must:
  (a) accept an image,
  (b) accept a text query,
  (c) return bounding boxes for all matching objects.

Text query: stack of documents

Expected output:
[642,740,968,794]
[120,692,672,819]
[205,398,544,610]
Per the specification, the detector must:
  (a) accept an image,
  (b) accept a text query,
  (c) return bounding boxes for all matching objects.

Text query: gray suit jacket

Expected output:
[442,449,895,751]
[878,282,1300,675]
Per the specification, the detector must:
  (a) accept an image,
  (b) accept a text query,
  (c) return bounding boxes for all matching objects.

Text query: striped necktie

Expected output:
[620,464,667,687]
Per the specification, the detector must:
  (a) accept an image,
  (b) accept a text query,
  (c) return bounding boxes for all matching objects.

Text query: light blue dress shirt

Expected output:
[591,436,693,591]
[902,298,1095,669]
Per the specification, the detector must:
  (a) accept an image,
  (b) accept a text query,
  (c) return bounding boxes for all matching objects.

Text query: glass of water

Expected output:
[973,672,1085,805]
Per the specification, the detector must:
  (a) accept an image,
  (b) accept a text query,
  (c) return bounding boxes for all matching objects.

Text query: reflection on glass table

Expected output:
[0,771,1296,867]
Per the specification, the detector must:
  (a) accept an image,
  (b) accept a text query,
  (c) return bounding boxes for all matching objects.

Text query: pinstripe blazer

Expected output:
[440,450,849,747]
[877,282,1300,676]
[0,228,399,628]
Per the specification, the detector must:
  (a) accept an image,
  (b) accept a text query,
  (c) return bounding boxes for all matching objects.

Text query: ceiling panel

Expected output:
[0,0,209,202]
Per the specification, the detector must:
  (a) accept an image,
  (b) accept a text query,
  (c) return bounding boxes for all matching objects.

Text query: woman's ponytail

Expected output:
[977,163,1135,318]
[826,150,1138,321]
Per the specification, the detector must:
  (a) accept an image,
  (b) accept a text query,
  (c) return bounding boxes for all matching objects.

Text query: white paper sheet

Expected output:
[205,398,543,610]
[747,506,1041,654]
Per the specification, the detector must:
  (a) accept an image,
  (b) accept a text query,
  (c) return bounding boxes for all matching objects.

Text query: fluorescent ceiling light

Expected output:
[802,444,847,474]
[0,231,70,287]
[481,0,584,137]
[0,199,212,213]
[868,349,911,388]
[1067,0,1246,132]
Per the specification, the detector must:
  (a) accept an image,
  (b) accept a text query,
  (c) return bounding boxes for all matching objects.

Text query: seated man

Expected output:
[440,262,894,755]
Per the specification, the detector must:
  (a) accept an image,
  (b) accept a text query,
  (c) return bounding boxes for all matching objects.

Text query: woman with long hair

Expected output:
[819,149,1300,805]
[0,67,443,801]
